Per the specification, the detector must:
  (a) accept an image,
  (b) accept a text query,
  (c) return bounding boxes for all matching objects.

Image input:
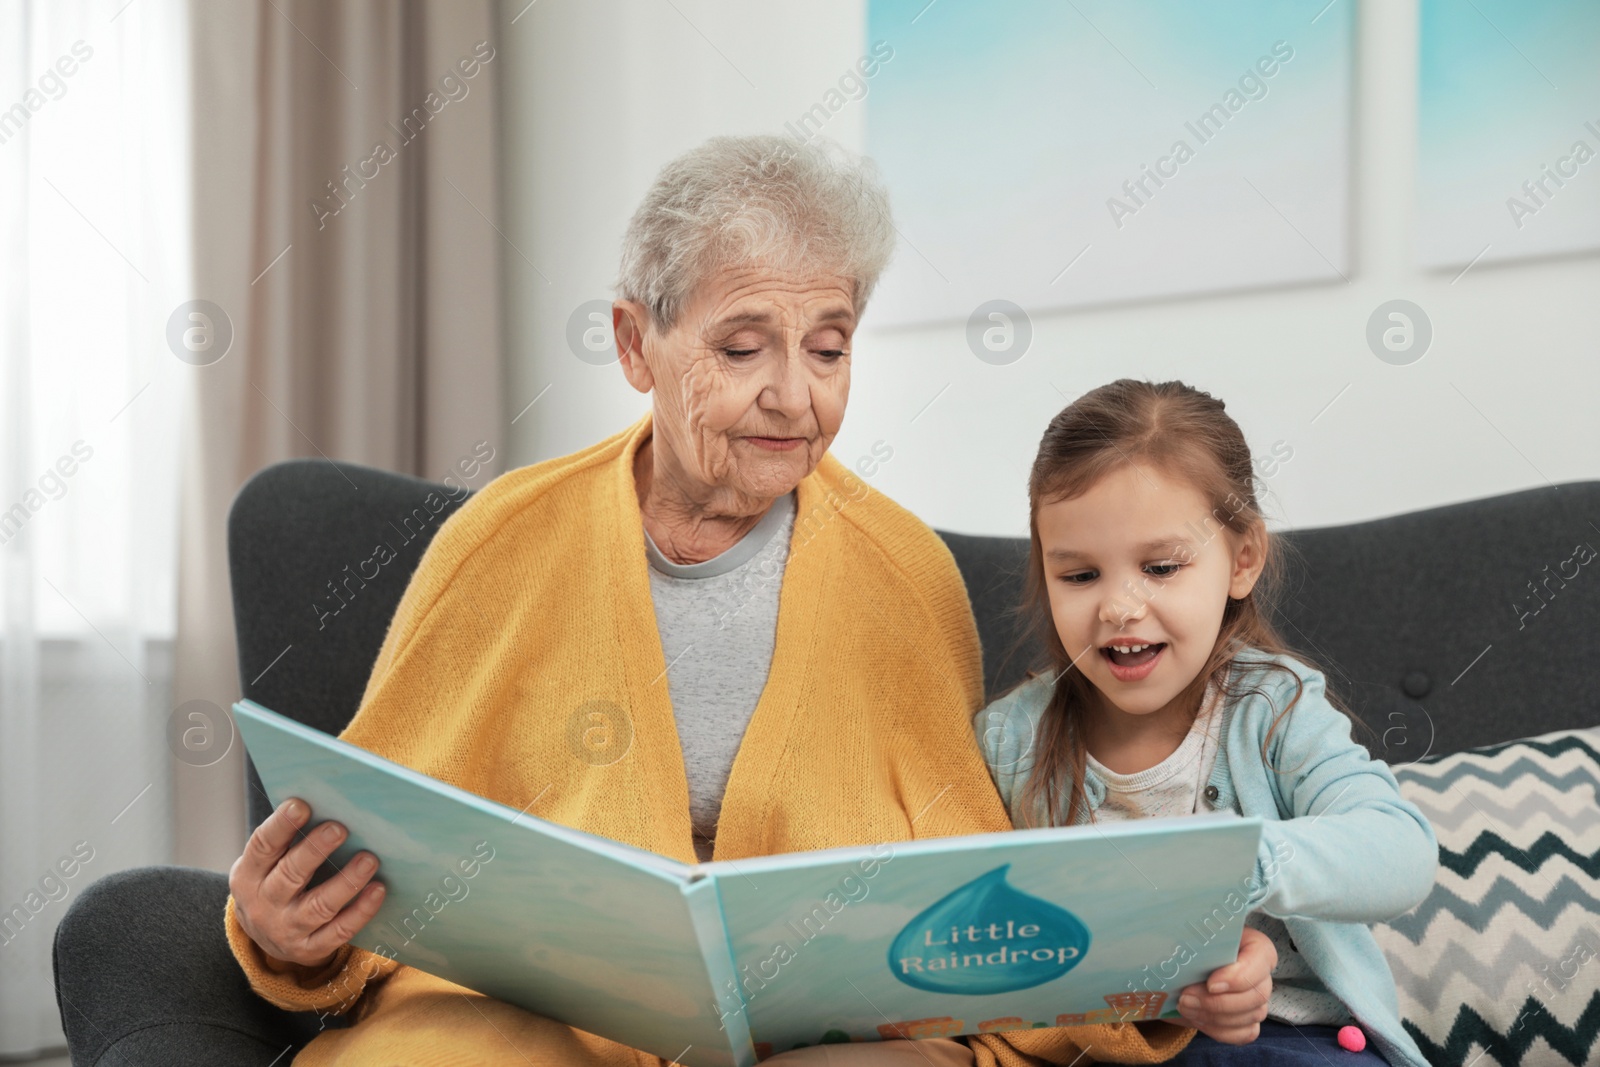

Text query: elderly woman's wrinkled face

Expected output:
[636,264,855,503]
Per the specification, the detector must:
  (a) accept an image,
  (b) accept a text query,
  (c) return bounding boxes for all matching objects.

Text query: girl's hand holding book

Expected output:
[1174,924,1277,1044]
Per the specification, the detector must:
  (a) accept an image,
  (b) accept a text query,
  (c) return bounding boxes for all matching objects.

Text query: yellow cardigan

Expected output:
[224,411,1194,1066]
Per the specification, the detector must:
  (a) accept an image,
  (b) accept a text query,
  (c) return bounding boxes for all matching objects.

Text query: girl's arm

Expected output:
[971,675,1053,826]
[1242,665,1438,923]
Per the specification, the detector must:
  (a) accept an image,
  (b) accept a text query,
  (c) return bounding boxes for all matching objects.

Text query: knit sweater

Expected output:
[223,411,1195,1066]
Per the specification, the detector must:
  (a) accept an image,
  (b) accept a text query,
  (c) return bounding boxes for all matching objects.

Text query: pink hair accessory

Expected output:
[1337,1025,1367,1053]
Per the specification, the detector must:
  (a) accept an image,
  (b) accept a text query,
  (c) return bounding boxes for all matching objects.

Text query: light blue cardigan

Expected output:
[974,646,1437,1067]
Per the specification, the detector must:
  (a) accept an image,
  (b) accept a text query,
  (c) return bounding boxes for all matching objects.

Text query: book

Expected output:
[233,699,1264,1067]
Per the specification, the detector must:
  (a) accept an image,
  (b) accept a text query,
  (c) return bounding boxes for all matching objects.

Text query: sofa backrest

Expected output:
[230,459,1600,832]
[229,461,469,831]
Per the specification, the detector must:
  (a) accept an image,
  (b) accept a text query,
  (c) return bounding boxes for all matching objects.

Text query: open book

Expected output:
[233,699,1262,1067]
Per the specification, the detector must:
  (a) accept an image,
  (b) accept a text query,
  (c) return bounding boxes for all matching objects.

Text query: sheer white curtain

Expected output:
[0,0,187,1055]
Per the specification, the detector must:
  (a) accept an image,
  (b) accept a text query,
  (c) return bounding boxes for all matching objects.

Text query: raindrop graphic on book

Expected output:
[889,864,1091,994]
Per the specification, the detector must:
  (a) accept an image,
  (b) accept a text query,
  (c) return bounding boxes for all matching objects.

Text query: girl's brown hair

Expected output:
[1008,379,1355,829]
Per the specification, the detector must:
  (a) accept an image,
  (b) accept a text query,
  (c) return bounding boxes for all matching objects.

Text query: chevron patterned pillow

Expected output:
[1373,728,1600,1067]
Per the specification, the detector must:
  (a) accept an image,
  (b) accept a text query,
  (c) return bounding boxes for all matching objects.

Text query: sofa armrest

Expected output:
[53,865,342,1066]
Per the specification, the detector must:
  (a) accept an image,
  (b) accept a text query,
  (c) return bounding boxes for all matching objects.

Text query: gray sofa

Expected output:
[53,460,1600,1065]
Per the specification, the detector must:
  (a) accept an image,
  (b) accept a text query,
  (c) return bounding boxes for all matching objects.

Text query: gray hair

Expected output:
[615,135,896,332]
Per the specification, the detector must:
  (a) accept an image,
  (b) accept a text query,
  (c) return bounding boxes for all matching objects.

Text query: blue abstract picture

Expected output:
[863,0,1353,326]
[1417,0,1600,267]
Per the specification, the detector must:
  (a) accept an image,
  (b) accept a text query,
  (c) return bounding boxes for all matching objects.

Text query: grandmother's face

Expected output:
[617,264,855,503]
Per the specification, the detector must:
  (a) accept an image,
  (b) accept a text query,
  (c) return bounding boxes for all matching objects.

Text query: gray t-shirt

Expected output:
[643,492,795,861]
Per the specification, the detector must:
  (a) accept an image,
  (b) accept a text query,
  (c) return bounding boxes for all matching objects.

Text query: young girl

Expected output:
[974,380,1437,1067]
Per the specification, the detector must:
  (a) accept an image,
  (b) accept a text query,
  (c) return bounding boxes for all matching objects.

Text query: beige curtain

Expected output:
[176,0,504,869]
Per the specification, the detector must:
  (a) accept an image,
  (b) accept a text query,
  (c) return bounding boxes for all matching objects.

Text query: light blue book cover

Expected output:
[234,700,1262,1065]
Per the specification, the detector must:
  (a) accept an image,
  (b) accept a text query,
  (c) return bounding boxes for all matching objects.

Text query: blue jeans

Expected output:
[1168,1021,1391,1064]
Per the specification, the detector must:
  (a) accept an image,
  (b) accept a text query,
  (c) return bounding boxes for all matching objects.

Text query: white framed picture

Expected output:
[1417,0,1600,269]
[862,0,1354,327]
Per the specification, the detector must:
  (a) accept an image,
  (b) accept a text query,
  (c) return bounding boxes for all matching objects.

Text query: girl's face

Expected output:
[1037,462,1265,725]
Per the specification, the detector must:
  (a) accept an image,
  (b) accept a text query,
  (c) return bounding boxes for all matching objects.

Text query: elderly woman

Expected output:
[220,137,1244,1065]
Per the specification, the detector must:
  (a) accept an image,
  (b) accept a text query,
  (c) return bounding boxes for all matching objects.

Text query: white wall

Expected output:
[500,0,1599,538]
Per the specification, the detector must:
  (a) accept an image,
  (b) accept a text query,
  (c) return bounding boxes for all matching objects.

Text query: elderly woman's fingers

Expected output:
[228,798,387,967]
[294,849,381,928]
[258,817,350,907]
[229,797,310,892]
[297,876,387,963]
